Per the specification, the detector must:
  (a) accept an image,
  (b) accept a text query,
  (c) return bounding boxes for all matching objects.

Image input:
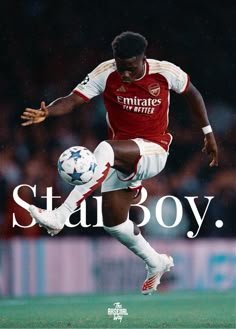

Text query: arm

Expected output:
[21,93,86,126]
[183,82,218,167]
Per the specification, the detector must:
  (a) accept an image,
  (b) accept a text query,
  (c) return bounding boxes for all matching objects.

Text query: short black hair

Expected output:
[112,31,148,59]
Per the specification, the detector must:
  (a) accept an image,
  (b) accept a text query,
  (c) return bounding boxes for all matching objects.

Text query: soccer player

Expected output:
[21,31,218,295]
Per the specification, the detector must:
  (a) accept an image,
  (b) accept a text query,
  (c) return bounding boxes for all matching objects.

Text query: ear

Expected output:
[143,55,146,62]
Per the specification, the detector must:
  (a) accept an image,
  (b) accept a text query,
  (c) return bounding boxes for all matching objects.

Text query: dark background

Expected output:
[0,0,235,238]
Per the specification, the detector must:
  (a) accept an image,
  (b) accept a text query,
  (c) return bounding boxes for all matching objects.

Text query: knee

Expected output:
[94,141,114,166]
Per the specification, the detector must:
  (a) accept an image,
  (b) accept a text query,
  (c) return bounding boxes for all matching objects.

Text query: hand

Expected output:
[21,101,49,126]
[202,133,218,167]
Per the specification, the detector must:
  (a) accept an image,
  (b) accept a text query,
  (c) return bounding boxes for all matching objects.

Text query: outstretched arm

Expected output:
[183,82,218,167]
[21,93,86,126]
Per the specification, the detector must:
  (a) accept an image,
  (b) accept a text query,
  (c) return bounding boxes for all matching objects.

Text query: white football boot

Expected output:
[141,254,174,295]
[29,205,66,236]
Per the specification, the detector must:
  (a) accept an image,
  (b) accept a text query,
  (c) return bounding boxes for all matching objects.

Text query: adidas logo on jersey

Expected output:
[116,86,126,92]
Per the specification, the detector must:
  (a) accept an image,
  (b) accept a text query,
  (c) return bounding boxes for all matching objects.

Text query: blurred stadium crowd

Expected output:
[0,1,235,238]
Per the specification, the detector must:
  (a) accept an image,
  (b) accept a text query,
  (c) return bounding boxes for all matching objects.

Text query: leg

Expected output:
[102,189,137,227]
[29,140,140,235]
[102,189,174,294]
[108,139,140,175]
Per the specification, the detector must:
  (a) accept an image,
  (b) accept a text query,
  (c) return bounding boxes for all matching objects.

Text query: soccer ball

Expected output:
[57,146,97,185]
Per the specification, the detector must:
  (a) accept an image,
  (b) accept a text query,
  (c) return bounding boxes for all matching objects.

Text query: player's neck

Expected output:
[134,62,146,81]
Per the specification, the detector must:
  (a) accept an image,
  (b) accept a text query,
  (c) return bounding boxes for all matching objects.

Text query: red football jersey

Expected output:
[73,59,189,151]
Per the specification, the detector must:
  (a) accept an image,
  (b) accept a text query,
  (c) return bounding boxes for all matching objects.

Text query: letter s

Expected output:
[12,184,36,228]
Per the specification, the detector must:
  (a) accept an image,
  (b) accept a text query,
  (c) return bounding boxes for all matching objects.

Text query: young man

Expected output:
[21,31,218,295]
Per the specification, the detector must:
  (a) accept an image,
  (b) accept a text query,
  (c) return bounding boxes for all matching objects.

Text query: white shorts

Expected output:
[101,138,168,193]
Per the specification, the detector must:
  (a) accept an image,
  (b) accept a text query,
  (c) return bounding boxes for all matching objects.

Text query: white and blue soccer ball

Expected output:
[57,146,97,185]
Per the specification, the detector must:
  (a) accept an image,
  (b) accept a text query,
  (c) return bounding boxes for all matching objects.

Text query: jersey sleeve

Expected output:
[73,60,116,101]
[160,61,190,94]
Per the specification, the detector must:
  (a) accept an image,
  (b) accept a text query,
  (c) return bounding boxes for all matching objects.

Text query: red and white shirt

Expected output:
[73,59,189,151]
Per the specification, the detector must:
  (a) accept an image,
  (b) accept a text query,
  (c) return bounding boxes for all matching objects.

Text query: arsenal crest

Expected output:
[148,83,160,96]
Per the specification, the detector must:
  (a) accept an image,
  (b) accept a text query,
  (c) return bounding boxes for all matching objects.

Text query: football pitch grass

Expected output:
[0,290,235,329]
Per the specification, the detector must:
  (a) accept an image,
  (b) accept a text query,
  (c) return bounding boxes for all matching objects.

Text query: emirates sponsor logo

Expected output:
[148,83,160,96]
[117,95,161,107]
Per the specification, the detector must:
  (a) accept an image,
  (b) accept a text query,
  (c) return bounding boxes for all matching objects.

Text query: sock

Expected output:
[104,219,162,269]
[58,141,114,219]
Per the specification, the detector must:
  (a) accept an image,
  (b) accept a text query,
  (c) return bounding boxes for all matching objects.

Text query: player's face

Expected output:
[115,55,146,84]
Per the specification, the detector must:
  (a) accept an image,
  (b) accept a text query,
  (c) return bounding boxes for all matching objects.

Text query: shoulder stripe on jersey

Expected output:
[150,69,179,77]
[149,65,180,77]
[91,62,115,79]
[161,63,181,75]
[149,60,180,71]
[149,60,180,73]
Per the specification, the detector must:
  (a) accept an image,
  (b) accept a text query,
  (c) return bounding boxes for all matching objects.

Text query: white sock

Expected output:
[58,141,114,219]
[104,219,162,269]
